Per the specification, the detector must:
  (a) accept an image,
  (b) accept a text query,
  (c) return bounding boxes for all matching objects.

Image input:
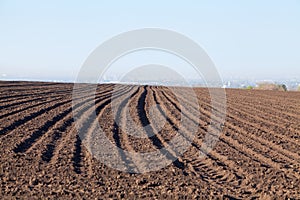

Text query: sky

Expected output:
[0,0,300,82]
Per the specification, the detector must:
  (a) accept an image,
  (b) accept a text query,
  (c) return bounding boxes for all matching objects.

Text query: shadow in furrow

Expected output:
[0,88,72,103]
[154,89,247,184]
[138,86,184,170]
[40,87,128,163]
[111,87,140,172]
[0,97,62,120]
[13,107,73,153]
[72,86,131,173]
[41,117,74,162]
[152,90,179,132]
[1,85,116,137]
[0,96,45,110]
[112,122,135,172]
[2,100,71,137]
[77,86,131,141]
[42,132,62,162]
[73,135,82,174]
[161,90,181,113]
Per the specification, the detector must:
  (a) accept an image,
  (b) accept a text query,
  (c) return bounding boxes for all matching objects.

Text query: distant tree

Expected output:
[246,86,253,90]
[298,85,300,91]
[257,82,287,91]
[280,84,287,91]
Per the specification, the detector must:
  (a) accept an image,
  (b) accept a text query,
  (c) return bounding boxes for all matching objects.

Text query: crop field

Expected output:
[0,81,299,199]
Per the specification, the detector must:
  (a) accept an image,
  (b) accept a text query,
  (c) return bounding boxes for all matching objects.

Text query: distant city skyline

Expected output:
[0,1,300,82]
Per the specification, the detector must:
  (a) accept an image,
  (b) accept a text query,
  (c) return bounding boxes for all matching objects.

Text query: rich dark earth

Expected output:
[0,81,299,199]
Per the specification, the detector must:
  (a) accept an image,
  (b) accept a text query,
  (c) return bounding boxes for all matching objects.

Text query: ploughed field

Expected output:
[0,81,299,199]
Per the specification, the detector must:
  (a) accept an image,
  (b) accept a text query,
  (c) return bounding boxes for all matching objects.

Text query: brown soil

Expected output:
[0,81,299,199]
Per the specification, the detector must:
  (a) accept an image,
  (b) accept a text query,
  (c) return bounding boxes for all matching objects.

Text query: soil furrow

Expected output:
[152,87,269,197]
[159,87,299,171]
[51,85,133,174]
[1,82,299,199]
[172,88,300,163]
[28,85,127,162]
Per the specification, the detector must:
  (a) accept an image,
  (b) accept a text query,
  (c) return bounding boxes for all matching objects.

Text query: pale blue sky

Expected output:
[0,0,299,81]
